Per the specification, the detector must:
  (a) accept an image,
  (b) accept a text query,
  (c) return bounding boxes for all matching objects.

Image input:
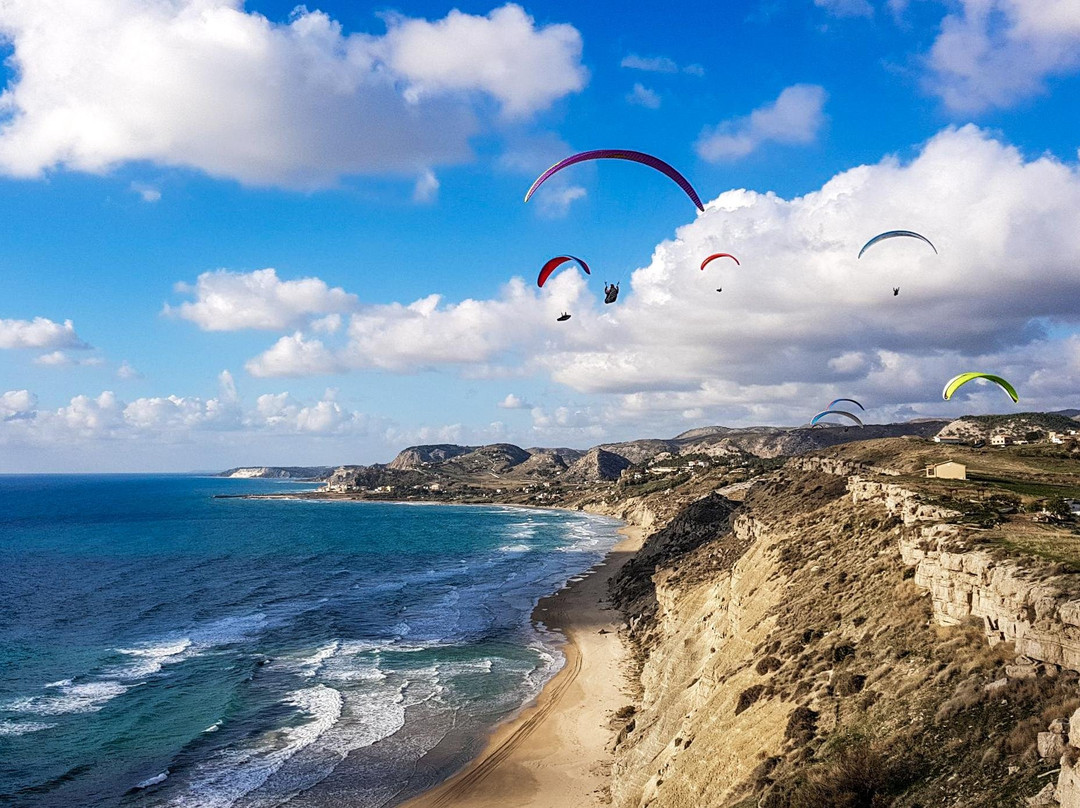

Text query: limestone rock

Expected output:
[1029,781,1059,806]
[1039,731,1066,760]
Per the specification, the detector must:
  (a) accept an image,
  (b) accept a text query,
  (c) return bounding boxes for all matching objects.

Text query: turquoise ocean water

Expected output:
[0,475,622,807]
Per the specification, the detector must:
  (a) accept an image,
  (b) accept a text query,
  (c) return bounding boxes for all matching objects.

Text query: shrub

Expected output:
[736,684,767,715]
[757,655,783,674]
[785,706,819,744]
[785,740,925,808]
[834,672,867,696]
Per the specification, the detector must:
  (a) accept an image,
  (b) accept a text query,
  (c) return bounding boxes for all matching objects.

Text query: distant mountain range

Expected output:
[220,411,1079,491]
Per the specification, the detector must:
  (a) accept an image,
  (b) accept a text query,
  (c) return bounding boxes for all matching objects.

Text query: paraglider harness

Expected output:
[604,282,620,304]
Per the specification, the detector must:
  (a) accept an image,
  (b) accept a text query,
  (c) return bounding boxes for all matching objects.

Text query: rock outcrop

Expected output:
[564,448,633,483]
[387,444,474,470]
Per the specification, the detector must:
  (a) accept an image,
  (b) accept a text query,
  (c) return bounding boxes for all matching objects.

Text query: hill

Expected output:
[219,466,333,480]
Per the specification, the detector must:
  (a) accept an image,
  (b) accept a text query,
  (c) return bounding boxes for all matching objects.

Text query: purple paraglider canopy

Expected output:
[525,150,704,212]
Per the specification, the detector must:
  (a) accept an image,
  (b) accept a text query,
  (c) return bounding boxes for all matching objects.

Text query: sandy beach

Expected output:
[400,524,644,808]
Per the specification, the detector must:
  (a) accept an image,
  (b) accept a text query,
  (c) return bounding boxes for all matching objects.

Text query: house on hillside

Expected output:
[990,435,1012,447]
[1050,432,1065,444]
[925,461,967,480]
[933,436,965,445]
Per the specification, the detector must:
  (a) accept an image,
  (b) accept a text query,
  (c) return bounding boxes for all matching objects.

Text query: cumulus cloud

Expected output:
[165,268,357,331]
[0,1,586,187]
[0,377,381,450]
[245,274,591,377]
[117,360,142,380]
[626,83,661,109]
[924,0,1080,111]
[0,317,90,350]
[620,54,704,76]
[238,125,1080,426]
[375,4,586,118]
[696,84,827,162]
[1,389,37,421]
[814,0,874,17]
[497,393,531,409]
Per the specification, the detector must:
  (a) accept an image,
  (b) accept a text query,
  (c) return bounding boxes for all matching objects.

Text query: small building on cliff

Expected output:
[925,461,967,480]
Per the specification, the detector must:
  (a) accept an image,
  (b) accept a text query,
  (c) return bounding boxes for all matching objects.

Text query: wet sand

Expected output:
[400,525,643,808]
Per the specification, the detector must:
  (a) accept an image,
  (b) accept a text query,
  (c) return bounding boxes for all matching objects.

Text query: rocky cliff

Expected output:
[605,446,1080,807]
[220,466,332,479]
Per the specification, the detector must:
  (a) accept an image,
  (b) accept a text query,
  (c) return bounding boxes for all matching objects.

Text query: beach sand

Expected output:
[400,524,644,808]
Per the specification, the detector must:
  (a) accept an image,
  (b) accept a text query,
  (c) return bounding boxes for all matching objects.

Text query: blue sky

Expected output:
[1,0,1079,471]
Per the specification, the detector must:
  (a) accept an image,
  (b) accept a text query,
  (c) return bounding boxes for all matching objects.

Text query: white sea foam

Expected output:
[0,720,57,736]
[112,639,194,679]
[136,771,170,789]
[499,544,532,553]
[154,685,343,808]
[236,675,416,808]
[289,641,339,678]
[4,680,130,716]
[202,721,222,733]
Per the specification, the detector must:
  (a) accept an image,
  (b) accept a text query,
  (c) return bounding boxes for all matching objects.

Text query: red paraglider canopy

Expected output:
[537,256,590,288]
[700,253,740,270]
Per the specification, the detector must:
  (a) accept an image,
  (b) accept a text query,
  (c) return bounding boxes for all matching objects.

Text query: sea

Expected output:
[0,475,623,808]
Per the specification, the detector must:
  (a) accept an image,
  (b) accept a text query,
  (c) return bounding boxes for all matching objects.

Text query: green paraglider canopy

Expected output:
[942,373,1018,403]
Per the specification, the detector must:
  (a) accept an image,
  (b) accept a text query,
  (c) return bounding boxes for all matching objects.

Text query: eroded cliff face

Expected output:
[610,460,1080,808]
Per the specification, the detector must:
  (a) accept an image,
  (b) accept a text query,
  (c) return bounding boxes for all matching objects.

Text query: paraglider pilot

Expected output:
[893,287,900,296]
[604,282,619,304]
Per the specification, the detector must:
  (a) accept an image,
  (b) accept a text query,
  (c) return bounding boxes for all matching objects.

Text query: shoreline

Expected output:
[398,523,643,808]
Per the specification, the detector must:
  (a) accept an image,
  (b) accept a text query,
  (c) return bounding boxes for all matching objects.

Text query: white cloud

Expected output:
[1,389,37,421]
[536,184,586,218]
[497,393,531,409]
[814,0,874,17]
[626,83,661,109]
[376,4,587,118]
[311,314,342,334]
[529,404,605,440]
[0,317,90,350]
[246,273,591,377]
[696,84,827,162]
[620,54,703,76]
[34,351,72,366]
[165,268,357,331]
[827,351,874,375]
[239,125,1080,426]
[925,0,1080,111]
[130,182,161,202]
[412,169,439,203]
[245,331,342,378]
[117,360,142,380]
[0,2,586,187]
[0,380,379,450]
